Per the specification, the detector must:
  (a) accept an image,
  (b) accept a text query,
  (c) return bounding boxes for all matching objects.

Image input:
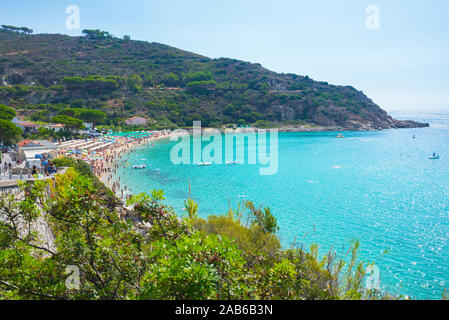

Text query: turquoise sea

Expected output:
[117,111,449,299]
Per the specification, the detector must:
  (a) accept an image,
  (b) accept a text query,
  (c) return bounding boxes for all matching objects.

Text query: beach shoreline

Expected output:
[86,123,432,203]
[96,132,182,202]
[54,130,183,203]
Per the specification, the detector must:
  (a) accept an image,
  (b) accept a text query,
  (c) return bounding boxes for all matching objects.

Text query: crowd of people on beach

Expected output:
[54,130,173,201]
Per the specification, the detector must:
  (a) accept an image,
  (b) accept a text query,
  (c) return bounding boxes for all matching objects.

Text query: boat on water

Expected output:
[132,164,147,169]
[336,133,344,138]
[429,153,440,160]
[198,162,212,166]
[226,161,239,165]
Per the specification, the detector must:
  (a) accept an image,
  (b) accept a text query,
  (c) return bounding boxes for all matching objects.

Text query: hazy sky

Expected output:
[1,0,448,111]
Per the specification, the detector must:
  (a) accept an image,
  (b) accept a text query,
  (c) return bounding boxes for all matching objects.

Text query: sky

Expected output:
[1,0,448,111]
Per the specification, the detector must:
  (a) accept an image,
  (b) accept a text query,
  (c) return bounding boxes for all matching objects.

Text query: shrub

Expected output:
[52,157,117,209]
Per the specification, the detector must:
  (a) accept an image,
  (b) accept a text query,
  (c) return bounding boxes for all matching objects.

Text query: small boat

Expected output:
[198,162,212,166]
[336,133,344,138]
[132,164,147,169]
[226,161,239,165]
[429,153,440,160]
[412,135,416,139]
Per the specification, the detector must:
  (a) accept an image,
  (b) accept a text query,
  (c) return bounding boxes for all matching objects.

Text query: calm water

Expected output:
[117,111,449,299]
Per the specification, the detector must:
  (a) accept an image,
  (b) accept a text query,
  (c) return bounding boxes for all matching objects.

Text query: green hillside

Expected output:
[0,28,427,130]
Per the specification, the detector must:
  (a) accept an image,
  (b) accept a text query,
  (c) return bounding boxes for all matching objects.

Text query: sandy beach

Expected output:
[97,132,177,201]
[55,130,179,202]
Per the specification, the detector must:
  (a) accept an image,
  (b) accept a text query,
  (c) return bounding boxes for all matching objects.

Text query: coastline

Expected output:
[96,123,432,201]
[91,114,435,209]
[95,131,180,202]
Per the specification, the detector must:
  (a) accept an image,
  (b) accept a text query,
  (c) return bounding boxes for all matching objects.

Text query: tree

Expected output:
[84,75,118,93]
[186,80,218,94]
[19,27,33,34]
[162,73,180,87]
[59,107,82,118]
[51,115,84,130]
[82,29,113,41]
[139,72,153,87]
[0,105,16,121]
[0,119,21,146]
[61,76,85,90]
[237,119,246,126]
[127,74,142,89]
[61,75,119,94]
[245,201,279,234]
[1,25,33,34]
[182,71,213,84]
[79,109,106,126]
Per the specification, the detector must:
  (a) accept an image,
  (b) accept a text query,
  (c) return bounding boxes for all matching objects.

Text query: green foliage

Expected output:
[139,72,153,87]
[1,25,33,34]
[162,73,180,87]
[0,85,32,96]
[0,119,21,145]
[184,198,199,219]
[192,214,281,265]
[253,120,277,128]
[141,232,248,299]
[82,29,113,41]
[0,105,16,120]
[78,109,106,125]
[186,80,218,94]
[51,157,117,209]
[36,126,53,139]
[245,201,279,234]
[59,107,82,118]
[128,191,189,242]
[61,75,119,94]
[126,74,142,87]
[51,115,84,130]
[183,71,213,84]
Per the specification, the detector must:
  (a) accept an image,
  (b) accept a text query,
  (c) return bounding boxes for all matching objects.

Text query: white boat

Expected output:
[429,154,440,160]
[226,161,239,165]
[198,162,212,166]
[132,164,147,169]
[336,133,344,138]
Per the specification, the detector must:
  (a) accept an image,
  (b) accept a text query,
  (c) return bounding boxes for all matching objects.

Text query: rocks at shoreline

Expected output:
[277,119,429,132]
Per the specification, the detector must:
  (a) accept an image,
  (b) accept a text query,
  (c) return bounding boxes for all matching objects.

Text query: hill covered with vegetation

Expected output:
[0,27,427,130]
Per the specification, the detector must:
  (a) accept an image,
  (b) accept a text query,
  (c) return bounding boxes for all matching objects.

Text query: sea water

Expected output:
[117,111,449,299]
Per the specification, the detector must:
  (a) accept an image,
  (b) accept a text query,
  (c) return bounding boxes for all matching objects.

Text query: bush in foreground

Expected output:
[0,161,386,300]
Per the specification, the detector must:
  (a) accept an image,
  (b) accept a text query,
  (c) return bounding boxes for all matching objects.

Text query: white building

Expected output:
[44,124,65,132]
[17,140,58,161]
[14,120,40,133]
